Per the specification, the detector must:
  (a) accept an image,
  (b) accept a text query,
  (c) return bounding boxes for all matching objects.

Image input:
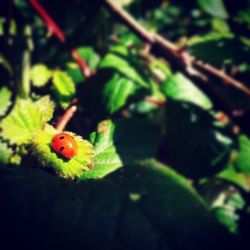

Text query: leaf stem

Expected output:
[20,25,33,98]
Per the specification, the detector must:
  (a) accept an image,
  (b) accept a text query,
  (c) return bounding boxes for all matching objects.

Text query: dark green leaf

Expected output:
[164,101,233,178]
[0,160,233,250]
[235,135,250,174]
[103,73,138,113]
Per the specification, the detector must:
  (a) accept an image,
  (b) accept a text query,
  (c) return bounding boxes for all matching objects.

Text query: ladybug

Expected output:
[51,132,77,159]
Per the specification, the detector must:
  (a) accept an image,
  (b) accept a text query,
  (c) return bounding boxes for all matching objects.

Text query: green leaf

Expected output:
[81,118,160,179]
[52,70,76,109]
[66,62,84,84]
[0,86,12,117]
[197,0,228,19]
[76,46,100,70]
[162,73,213,110]
[80,120,122,179]
[32,125,94,179]
[0,140,12,165]
[236,9,250,25]
[0,96,54,145]
[103,73,138,113]
[30,64,52,87]
[188,32,234,47]
[235,135,250,174]
[211,18,230,33]
[99,53,148,87]
[0,160,232,250]
[218,163,250,191]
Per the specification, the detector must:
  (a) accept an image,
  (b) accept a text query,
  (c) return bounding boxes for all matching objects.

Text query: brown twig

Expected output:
[104,0,250,97]
[55,105,77,131]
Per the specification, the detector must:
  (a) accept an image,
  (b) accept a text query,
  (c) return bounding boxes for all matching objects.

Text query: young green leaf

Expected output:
[30,64,52,87]
[0,86,12,117]
[0,96,54,145]
[52,70,76,109]
[103,73,138,113]
[32,125,94,179]
[162,73,213,110]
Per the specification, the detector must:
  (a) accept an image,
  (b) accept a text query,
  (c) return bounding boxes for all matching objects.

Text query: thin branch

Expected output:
[104,0,250,97]
[55,105,77,131]
[29,0,92,79]
[29,0,65,42]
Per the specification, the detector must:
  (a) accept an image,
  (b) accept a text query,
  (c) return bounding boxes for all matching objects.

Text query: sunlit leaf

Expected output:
[52,70,76,109]
[32,124,94,179]
[80,120,122,179]
[30,64,52,87]
[0,96,54,145]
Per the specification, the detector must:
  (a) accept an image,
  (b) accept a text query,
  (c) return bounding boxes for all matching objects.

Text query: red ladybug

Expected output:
[51,132,77,159]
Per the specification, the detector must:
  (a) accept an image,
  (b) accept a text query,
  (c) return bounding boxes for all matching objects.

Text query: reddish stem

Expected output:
[55,105,77,131]
[71,48,92,78]
[29,0,65,42]
[29,0,92,79]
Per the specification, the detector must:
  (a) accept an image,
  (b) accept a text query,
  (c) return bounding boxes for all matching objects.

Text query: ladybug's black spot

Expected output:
[59,146,65,151]
[59,136,65,140]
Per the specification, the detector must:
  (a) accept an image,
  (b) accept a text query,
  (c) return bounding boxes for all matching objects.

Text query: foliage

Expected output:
[0,86,11,117]
[0,160,233,250]
[1,0,250,248]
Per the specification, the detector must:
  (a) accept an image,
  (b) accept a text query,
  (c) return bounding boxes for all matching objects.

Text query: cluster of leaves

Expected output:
[1,0,250,249]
